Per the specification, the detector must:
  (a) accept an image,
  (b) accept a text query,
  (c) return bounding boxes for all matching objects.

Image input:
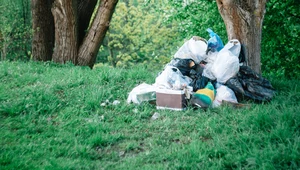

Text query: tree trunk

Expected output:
[216,0,266,74]
[31,0,54,61]
[108,47,117,67]
[31,0,118,67]
[51,0,78,64]
[77,0,118,68]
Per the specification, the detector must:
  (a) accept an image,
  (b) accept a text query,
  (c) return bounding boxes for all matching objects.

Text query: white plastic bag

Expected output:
[127,83,156,104]
[222,39,241,56]
[202,51,218,80]
[174,36,208,64]
[154,65,192,90]
[211,39,241,83]
[212,83,238,108]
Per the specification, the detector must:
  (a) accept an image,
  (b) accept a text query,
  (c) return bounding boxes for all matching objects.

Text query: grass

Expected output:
[0,61,299,169]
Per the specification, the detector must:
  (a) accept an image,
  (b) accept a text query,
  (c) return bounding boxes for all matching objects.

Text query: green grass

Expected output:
[0,61,299,169]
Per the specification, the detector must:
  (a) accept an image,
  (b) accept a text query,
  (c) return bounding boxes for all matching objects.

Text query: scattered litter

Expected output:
[119,151,125,157]
[100,99,110,107]
[85,115,104,123]
[101,99,122,107]
[112,100,121,105]
[133,108,139,114]
[151,112,160,120]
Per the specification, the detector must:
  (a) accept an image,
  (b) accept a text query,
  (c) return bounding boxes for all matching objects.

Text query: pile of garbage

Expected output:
[127,28,276,110]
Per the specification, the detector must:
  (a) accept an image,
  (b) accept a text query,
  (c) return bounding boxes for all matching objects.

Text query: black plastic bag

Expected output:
[169,58,196,76]
[190,75,212,92]
[239,44,246,63]
[169,58,216,92]
[226,66,276,102]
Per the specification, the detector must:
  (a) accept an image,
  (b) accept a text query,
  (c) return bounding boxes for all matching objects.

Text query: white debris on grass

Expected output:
[100,99,121,106]
[151,112,160,120]
[112,100,121,105]
[133,108,139,113]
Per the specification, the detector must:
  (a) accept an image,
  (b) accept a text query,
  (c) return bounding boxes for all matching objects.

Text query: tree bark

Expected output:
[216,0,266,74]
[77,0,118,68]
[31,0,54,61]
[51,0,78,64]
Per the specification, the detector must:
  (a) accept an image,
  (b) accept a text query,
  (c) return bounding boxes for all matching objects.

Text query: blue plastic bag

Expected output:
[207,28,224,52]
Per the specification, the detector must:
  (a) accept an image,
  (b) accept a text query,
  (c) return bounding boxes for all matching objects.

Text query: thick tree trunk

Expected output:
[51,0,78,64]
[216,0,266,74]
[77,0,118,68]
[31,0,54,61]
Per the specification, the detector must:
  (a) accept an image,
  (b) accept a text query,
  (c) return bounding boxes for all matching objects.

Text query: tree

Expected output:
[99,0,180,68]
[261,0,300,78]
[31,0,118,68]
[216,0,267,74]
[166,0,226,41]
[0,0,31,60]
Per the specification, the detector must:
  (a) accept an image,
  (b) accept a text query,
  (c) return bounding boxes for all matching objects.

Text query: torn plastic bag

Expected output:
[212,83,238,108]
[206,28,224,53]
[221,39,241,56]
[127,83,156,104]
[174,36,208,64]
[211,39,241,83]
[226,66,276,102]
[155,65,192,90]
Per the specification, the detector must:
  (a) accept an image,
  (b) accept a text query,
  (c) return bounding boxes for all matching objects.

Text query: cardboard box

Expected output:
[156,88,187,111]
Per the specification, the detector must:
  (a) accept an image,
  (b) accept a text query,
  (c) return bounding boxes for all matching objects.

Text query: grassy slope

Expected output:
[0,61,299,169]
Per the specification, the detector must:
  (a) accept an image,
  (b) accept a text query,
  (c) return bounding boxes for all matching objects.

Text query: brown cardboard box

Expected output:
[156,88,187,111]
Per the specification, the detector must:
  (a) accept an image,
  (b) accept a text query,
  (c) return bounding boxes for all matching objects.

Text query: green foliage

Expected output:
[0,61,299,169]
[97,0,181,68]
[0,0,31,61]
[262,0,300,78]
[165,0,227,43]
